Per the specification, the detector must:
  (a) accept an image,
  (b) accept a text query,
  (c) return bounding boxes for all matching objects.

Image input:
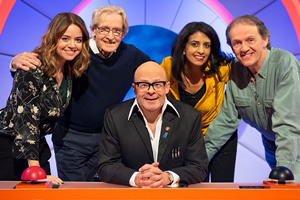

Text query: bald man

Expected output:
[98,61,208,188]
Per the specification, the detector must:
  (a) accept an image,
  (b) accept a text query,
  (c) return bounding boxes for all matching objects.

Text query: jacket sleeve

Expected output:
[11,69,43,160]
[98,109,136,186]
[170,111,209,184]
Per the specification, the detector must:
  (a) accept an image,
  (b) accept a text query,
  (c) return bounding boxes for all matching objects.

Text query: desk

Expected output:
[1,181,300,200]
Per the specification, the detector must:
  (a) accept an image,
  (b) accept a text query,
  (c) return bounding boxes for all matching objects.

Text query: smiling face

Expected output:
[229,23,268,73]
[184,31,211,69]
[56,24,83,67]
[92,12,124,58]
[133,61,170,119]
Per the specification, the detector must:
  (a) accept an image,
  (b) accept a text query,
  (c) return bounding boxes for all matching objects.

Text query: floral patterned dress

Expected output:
[0,67,72,160]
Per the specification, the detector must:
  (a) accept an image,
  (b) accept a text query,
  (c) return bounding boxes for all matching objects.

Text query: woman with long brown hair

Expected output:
[0,12,90,184]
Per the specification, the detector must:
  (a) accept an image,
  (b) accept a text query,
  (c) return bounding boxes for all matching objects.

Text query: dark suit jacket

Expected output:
[98,98,208,186]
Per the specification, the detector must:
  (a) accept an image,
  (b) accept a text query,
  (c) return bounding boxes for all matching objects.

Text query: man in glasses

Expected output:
[10,6,150,181]
[98,61,208,188]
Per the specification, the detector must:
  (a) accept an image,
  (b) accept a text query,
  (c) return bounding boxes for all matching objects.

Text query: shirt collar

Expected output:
[127,98,180,121]
[89,37,115,59]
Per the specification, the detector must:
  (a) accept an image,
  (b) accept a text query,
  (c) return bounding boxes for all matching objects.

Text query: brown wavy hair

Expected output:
[33,12,90,78]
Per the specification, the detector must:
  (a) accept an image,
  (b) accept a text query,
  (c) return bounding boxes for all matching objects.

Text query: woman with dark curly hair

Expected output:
[161,22,237,182]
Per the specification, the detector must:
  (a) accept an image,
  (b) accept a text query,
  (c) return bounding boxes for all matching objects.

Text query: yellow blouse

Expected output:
[161,56,230,136]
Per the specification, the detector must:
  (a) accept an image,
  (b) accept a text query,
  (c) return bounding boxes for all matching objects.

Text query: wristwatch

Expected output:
[167,172,174,185]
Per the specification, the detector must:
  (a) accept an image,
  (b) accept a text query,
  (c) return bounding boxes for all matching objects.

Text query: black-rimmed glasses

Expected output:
[134,81,167,92]
[96,26,123,36]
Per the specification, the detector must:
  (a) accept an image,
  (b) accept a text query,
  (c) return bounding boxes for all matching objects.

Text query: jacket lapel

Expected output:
[130,110,154,162]
[157,109,176,162]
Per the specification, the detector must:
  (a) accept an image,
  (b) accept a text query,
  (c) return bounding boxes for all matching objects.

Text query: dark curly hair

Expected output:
[171,22,232,89]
